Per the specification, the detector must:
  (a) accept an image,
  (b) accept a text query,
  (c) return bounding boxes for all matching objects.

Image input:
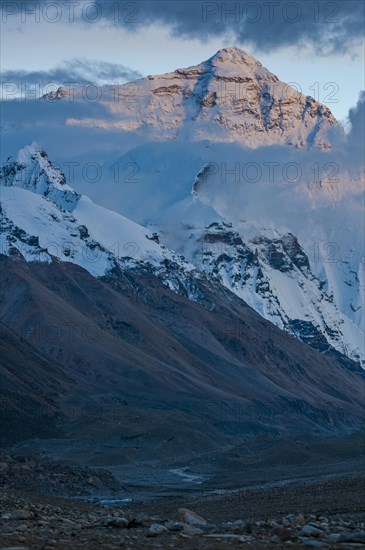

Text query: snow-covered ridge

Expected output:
[0,142,80,212]
[0,144,207,306]
[76,139,363,365]
[43,47,336,149]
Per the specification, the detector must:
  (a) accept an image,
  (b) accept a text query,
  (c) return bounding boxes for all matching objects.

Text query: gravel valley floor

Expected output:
[1,475,364,549]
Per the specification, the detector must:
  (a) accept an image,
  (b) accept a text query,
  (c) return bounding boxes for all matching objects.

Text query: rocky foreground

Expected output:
[1,453,364,549]
[1,478,365,549]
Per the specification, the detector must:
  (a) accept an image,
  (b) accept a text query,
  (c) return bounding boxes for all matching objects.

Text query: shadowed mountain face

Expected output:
[1,254,363,455]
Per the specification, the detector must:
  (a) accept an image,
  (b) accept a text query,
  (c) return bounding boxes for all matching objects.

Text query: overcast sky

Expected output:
[1,0,364,122]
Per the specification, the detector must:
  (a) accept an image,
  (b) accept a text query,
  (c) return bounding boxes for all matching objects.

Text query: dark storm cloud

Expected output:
[2,1,363,54]
[1,59,142,89]
[95,0,364,54]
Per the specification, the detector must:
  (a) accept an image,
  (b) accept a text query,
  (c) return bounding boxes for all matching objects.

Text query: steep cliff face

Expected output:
[44,47,335,148]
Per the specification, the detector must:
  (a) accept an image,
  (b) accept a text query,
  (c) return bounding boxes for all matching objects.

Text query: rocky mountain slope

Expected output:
[1,253,364,448]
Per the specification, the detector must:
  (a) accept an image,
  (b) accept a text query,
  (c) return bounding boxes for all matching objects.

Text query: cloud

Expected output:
[95,0,365,55]
[2,1,363,54]
[0,95,145,163]
[328,91,365,168]
[342,91,365,169]
[1,59,142,90]
[347,91,365,150]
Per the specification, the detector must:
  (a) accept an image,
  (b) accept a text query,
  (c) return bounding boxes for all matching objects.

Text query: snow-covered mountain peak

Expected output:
[39,49,336,148]
[14,141,62,180]
[17,140,43,156]
[210,46,257,62]
[1,142,80,212]
[178,46,276,84]
[208,47,280,86]
[208,46,268,71]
